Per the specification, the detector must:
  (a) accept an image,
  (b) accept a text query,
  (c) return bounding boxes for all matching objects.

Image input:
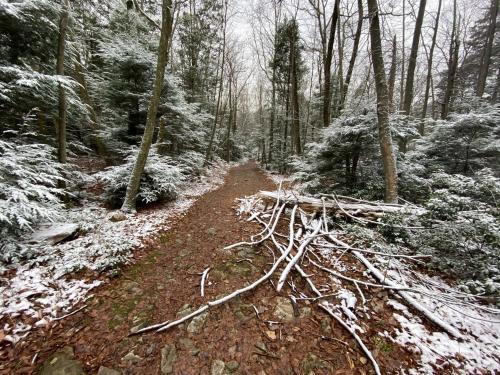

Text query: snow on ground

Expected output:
[0,160,229,343]
[385,274,500,374]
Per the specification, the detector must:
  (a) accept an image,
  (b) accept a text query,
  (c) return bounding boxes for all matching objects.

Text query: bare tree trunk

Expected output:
[121,0,173,212]
[290,23,301,155]
[323,0,340,127]
[206,0,228,163]
[403,0,427,115]
[421,0,442,131]
[342,0,363,105]
[387,35,397,111]
[367,0,398,203]
[441,0,459,120]
[336,17,344,115]
[476,0,498,97]
[399,0,406,112]
[56,0,69,164]
[226,74,233,162]
[493,67,500,101]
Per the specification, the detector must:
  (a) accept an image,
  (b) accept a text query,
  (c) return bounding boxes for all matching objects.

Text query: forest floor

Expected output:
[0,161,474,375]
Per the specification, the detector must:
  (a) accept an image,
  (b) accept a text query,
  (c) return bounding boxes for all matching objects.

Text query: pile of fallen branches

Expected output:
[134,188,500,374]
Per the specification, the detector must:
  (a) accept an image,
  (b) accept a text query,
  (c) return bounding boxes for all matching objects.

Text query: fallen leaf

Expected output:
[0,330,5,341]
[265,330,276,340]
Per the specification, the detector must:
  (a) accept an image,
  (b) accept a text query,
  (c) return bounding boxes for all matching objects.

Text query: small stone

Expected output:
[300,307,312,317]
[225,360,239,372]
[179,338,200,356]
[97,367,121,375]
[273,297,295,321]
[122,351,141,364]
[39,347,85,375]
[206,228,217,236]
[210,360,225,375]
[109,212,127,222]
[187,312,208,333]
[176,304,192,318]
[320,318,331,334]
[255,341,267,352]
[160,344,177,374]
[359,356,368,365]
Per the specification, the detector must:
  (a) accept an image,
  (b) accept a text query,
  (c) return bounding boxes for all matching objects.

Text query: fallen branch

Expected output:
[351,250,462,339]
[319,302,381,375]
[53,305,87,321]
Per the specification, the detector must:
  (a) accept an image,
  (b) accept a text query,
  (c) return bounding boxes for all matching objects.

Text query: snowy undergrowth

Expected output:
[0,159,229,344]
[336,246,499,374]
[312,212,500,373]
[388,288,500,374]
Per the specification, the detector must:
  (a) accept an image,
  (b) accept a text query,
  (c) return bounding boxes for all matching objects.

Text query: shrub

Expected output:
[0,139,66,234]
[97,149,185,208]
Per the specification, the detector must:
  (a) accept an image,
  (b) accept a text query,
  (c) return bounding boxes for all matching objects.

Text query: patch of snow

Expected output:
[387,275,500,374]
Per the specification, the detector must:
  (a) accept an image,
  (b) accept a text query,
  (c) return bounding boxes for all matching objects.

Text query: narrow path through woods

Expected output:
[5,161,415,374]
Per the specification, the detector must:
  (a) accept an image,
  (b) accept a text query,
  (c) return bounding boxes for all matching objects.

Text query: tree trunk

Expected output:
[56,0,69,164]
[476,0,498,97]
[322,0,340,127]
[421,0,442,131]
[387,35,397,111]
[402,0,427,115]
[290,24,301,155]
[226,75,233,162]
[367,0,398,203]
[441,0,459,120]
[342,0,363,105]
[121,0,173,212]
[205,1,227,162]
[399,0,406,112]
[336,18,344,115]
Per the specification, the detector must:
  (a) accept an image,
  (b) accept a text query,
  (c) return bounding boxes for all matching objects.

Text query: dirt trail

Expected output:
[3,161,414,374]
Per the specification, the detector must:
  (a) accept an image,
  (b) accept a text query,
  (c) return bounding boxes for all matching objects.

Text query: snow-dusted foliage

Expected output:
[290,101,500,296]
[97,149,186,208]
[0,139,65,236]
[291,109,384,198]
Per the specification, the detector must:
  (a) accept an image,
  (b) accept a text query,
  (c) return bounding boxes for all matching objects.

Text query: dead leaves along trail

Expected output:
[3,162,413,374]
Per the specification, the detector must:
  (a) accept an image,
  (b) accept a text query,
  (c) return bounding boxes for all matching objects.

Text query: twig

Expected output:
[53,305,87,321]
[200,267,210,297]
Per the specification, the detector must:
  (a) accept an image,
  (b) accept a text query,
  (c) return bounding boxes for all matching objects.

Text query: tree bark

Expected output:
[476,0,498,97]
[205,0,228,163]
[387,35,397,111]
[441,0,459,120]
[56,0,69,164]
[399,0,406,112]
[322,0,340,127]
[121,0,173,212]
[421,0,441,131]
[342,0,363,105]
[402,0,427,115]
[367,0,398,203]
[290,22,301,155]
